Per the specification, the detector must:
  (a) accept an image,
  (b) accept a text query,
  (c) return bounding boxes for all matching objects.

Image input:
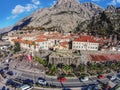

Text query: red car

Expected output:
[105,85,111,90]
[57,77,67,82]
[98,75,105,79]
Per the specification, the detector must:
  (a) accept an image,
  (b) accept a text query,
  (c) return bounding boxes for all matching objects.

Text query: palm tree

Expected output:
[32,41,36,49]
[49,64,58,75]
[97,64,107,74]
[78,64,85,73]
[87,63,98,75]
[14,42,21,53]
[63,65,71,74]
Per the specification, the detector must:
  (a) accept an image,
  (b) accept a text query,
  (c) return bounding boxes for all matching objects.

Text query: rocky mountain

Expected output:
[75,5,120,39]
[11,0,103,32]
[8,0,120,39]
[0,26,12,34]
[83,2,104,15]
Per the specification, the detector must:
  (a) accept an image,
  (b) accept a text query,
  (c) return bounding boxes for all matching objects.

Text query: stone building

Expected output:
[49,50,82,65]
[72,35,99,51]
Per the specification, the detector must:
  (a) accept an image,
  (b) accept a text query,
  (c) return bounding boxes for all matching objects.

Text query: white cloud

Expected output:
[50,0,57,6]
[117,0,120,3]
[12,4,38,15]
[12,5,25,14]
[7,0,41,20]
[25,4,37,12]
[6,15,18,20]
[32,0,40,5]
[108,0,120,6]
[108,0,116,5]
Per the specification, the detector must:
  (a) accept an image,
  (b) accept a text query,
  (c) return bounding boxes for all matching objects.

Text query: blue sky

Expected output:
[0,0,120,29]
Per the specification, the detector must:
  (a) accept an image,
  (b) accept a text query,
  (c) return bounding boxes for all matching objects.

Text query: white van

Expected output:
[20,84,32,90]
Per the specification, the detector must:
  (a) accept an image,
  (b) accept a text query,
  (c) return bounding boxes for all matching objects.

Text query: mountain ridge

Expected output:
[10,0,103,32]
[1,0,120,38]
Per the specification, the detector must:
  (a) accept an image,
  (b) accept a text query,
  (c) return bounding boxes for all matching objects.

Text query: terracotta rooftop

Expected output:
[35,38,47,42]
[73,35,98,43]
[12,39,37,45]
[90,54,120,61]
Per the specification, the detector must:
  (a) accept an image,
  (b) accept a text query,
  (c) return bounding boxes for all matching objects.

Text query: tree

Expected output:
[14,42,21,53]
[78,64,85,73]
[63,65,71,74]
[34,56,48,66]
[49,64,58,75]
[87,63,98,75]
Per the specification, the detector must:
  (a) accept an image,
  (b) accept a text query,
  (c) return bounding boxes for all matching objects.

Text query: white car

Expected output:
[37,78,47,85]
[109,76,116,80]
[80,77,89,82]
[20,84,32,90]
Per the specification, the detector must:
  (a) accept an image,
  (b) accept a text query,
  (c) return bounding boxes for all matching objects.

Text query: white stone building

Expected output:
[72,35,99,51]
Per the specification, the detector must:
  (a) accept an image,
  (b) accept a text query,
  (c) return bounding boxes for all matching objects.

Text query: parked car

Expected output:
[23,79,34,86]
[80,76,89,82]
[87,84,98,90]
[3,67,9,70]
[1,73,7,78]
[2,86,6,90]
[98,75,105,79]
[57,77,67,82]
[0,69,4,74]
[7,71,14,76]
[93,85,99,90]
[1,86,9,90]
[87,86,93,90]
[63,88,71,90]
[108,75,116,80]
[5,79,21,88]
[37,77,47,85]
[20,84,32,90]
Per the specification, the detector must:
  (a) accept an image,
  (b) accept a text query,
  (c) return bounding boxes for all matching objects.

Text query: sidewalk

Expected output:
[45,75,78,79]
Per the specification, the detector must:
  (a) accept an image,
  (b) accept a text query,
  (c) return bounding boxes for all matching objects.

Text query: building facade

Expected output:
[72,35,99,51]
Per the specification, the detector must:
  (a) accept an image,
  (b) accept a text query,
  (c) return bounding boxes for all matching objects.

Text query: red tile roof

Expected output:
[90,54,120,62]
[73,35,98,43]
[35,38,47,42]
[12,39,37,45]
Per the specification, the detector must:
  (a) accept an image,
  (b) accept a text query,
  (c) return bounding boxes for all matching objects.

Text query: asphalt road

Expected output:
[12,69,110,88]
[0,57,120,89]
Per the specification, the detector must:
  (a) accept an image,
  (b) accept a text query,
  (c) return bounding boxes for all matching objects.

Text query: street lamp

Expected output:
[33,69,35,88]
